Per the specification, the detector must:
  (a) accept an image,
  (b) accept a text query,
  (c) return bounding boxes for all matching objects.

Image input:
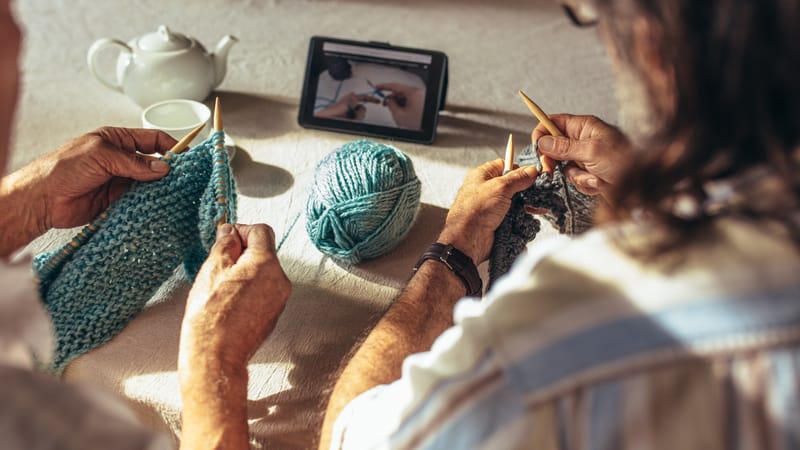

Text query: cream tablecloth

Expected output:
[11,0,616,447]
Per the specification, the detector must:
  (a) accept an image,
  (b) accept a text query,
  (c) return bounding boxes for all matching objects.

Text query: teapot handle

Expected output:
[87,38,131,93]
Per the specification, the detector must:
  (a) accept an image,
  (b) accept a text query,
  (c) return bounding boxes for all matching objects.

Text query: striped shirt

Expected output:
[331,216,800,449]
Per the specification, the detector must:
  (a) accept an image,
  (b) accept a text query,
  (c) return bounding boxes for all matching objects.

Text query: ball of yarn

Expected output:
[306,140,421,264]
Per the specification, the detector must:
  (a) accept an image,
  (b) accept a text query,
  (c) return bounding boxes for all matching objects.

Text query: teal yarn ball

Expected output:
[306,140,422,264]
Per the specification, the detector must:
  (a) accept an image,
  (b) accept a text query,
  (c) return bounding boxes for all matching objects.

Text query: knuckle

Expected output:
[252,223,271,233]
[91,126,115,141]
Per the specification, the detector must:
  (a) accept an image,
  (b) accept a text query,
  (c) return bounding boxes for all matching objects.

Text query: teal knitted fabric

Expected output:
[33,131,236,373]
[305,140,421,264]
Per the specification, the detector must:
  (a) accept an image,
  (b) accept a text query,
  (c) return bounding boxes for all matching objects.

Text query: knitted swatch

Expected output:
[488,147,594,289]
[306,140,421,265]
[34,131,236,373]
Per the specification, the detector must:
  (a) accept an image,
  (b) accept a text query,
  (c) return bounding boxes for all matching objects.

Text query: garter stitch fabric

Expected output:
[306,140,421,265]
[33,131,236,373]
[488,146,594,289]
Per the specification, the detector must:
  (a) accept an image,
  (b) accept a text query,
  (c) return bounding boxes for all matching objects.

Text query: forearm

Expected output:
[179,358,250,450]
[0,170,47,257]
[319,255,468,449]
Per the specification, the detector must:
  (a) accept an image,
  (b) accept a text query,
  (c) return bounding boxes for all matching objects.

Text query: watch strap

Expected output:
[413,243,483,297]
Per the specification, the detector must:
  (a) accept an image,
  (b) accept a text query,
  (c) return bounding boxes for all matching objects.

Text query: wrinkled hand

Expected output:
[179,224,291,373]
[375,82,426,130]
[5,127,176,233]
[315,92,379,120]
[532,114,631,196]
[439,160,539,265]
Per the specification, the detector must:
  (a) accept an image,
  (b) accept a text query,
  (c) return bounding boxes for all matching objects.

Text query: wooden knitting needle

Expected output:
[503,133,514,174]
[518,90,587,174]
[213,96,223,131]
[212,96,229,226]
[165,122,206,157]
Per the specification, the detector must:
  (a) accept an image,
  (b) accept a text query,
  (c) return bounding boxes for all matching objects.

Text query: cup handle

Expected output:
[86,38,131,93]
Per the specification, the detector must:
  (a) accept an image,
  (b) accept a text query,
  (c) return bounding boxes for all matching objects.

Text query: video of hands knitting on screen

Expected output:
[314,56,427,130]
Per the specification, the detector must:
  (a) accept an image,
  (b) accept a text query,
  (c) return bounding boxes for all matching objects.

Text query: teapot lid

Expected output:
[137,25,192,52]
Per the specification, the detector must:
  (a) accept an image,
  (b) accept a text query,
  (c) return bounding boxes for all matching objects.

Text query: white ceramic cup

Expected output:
[141,99,211,149]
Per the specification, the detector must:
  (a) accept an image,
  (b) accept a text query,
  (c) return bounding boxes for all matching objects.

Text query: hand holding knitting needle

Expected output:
[439,158,539,265]
[503,133,550,216]
[180,223,291,449]
[0,127,177,256]
[532,114,631,196]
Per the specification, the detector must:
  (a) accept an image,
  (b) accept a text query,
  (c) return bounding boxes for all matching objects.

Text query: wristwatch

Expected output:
[413,243,483,297]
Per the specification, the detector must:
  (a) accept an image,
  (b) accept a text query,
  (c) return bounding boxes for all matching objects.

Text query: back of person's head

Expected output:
[595,0,800,248]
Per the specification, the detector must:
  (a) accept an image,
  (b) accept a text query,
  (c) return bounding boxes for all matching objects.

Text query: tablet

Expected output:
[298,36,448,144]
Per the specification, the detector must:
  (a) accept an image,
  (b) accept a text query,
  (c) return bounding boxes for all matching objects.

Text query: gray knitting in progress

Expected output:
[488,146,595,289]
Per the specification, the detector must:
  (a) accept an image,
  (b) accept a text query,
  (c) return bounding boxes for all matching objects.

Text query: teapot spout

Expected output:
[211,35,238,87]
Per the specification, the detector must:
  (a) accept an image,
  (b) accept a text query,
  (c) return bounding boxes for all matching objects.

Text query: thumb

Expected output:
[499,165,539,196]
[101,149,171,182]
[208,223,244,269]
[537,135,592,163]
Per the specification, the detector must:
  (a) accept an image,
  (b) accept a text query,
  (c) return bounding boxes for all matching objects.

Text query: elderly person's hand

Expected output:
[179,223,291,370]
[178,223,291,449]
[0,127,176,256]
[439,160,539,265]
[532,114,631,196]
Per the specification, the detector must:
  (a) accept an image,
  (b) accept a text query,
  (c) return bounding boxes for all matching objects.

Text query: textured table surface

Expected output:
[12,0,616,447]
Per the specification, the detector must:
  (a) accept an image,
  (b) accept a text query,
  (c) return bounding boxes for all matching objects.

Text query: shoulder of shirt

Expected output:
[471,216,800,401]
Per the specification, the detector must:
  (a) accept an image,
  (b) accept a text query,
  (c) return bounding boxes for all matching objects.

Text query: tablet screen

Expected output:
[299,37,447,144]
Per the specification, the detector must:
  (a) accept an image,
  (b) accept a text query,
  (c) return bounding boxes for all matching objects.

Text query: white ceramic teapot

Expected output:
[87,25,238,107]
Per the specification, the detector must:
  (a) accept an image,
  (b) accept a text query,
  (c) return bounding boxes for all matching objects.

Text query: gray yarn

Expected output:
[488,147,595,289]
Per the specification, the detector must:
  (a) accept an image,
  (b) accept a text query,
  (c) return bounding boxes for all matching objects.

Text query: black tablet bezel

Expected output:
[298,36,448,145]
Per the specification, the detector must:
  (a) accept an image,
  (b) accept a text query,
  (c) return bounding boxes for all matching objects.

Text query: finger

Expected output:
[469,158,505,182]
[208,223,244,269]
[235,224,276,254]
[530,122,551,145]
[356,95,380,104]
[495,165,539,196]
[92,146,171,182]
[530,114,601,141]
[92,127,178,155]
[536,135,596,163]
[563,164,604,196]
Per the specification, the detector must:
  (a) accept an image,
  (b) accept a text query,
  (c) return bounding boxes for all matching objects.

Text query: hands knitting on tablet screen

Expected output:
[0,127,176,257]
[376,82,426,129]
[532,114,631,196]
[315,92,380,121]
